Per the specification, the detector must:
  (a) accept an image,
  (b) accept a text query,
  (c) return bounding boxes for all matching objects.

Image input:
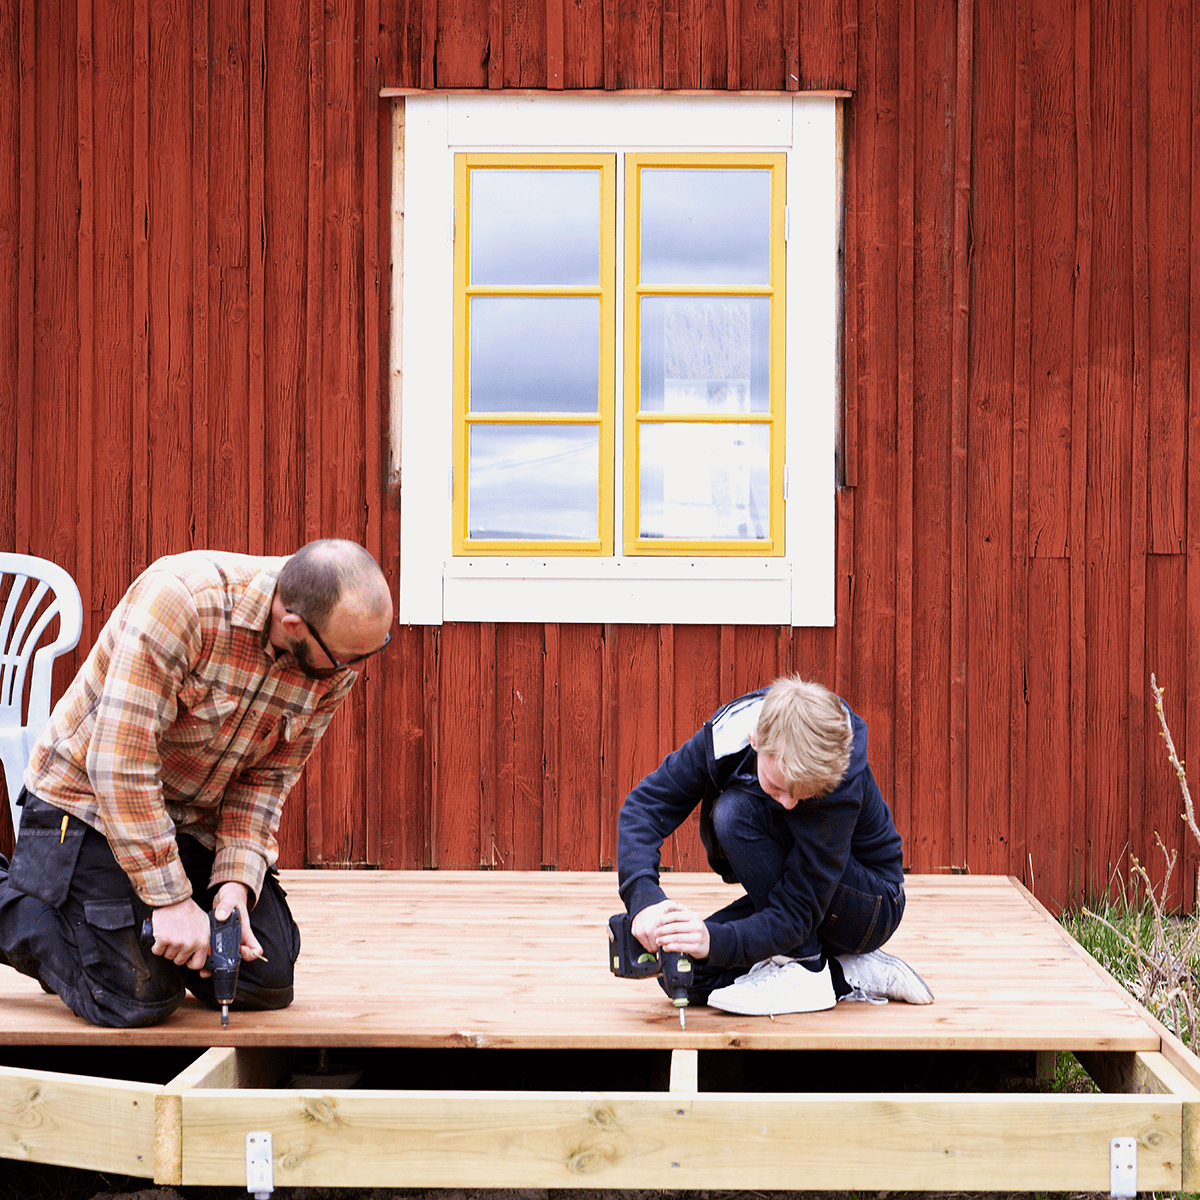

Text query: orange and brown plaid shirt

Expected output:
[25,551,356,908]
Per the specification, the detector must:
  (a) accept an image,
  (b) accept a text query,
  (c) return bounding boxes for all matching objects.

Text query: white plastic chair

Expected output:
[0,554,83,842]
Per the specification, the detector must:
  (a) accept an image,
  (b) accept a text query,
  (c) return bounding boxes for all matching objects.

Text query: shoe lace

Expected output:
[844,985,889,1005]
[737,956,793,985]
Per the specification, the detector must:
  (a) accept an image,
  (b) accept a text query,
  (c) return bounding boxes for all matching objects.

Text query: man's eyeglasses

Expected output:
[286,608,392,670]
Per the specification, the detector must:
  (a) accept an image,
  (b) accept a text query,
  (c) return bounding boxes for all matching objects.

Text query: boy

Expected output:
[617,675,931,1014]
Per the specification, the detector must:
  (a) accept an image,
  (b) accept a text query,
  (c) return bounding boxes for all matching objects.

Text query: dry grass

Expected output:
[1063,676,1200,1054]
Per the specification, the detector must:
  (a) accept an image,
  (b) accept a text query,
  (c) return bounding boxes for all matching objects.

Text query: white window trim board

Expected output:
[394,93,839,627]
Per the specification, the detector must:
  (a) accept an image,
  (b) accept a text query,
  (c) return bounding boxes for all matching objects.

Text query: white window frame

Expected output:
[395,93,840,626]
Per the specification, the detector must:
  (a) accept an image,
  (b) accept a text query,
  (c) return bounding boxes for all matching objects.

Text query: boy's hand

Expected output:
[654,905,711,959]
[632,899,711,959]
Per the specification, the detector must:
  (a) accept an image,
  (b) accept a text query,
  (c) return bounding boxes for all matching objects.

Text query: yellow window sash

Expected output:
[623,152,787,558]
[454,153,616,557]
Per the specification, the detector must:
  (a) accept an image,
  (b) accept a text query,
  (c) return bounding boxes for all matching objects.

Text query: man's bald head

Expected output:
[278,540,391,628]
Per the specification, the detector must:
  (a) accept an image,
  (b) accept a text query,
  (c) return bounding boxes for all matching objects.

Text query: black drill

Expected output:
[607,911,693,1029]
[141,908,242,1028]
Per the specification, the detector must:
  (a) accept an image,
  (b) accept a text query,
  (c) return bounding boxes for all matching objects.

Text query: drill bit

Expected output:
[678,1006,686,1031]
[221,1003,230,1029]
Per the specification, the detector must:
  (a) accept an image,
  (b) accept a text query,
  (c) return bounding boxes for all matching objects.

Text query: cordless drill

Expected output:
[607,912,693,1029]
[141,908,242,1028]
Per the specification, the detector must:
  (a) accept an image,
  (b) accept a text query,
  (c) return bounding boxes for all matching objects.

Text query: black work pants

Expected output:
[0,792,300,1028]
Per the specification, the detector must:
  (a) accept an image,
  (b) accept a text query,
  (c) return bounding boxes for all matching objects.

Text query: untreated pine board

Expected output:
[0,875,1164,1053]
[179,1088,1184,1191]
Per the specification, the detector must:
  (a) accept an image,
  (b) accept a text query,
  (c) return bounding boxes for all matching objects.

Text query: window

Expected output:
[624,154,785,555]
[396,95,839,625]
[454,155,616,554]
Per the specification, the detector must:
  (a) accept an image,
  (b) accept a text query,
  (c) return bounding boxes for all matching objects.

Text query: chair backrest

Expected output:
[0,554,83,842]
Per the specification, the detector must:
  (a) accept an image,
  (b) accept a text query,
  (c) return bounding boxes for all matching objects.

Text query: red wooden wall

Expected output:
[2,0,1197,914]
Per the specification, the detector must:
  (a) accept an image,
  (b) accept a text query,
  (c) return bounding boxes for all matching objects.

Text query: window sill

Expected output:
[438,558,827,625]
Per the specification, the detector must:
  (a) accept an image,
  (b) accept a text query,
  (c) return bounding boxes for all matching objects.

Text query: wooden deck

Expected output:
[0,872,1166,1050]
[2,872,1199,1192]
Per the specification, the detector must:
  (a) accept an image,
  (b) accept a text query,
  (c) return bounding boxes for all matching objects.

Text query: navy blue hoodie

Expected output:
[617,688,904,969]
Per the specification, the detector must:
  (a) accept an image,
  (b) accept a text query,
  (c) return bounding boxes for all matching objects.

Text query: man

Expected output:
[0,540,393,1027]
[618,675,932,1015]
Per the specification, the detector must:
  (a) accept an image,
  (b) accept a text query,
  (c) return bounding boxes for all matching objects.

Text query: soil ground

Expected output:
[1,1178,1117,1200]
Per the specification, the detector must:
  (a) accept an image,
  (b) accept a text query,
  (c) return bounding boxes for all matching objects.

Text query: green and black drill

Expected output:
[607,911,693,1029]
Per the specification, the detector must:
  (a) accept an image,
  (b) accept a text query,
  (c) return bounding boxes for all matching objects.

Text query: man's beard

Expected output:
[289,636,340,681]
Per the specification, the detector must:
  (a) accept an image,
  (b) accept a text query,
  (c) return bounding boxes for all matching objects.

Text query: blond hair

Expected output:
[754,675,852,798]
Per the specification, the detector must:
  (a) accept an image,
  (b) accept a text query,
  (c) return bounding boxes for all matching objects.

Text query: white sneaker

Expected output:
[707,956,837,1015]
[836,948,934,1004]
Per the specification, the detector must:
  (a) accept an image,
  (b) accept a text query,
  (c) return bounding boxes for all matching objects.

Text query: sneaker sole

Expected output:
[708,981,838,1016]
[850,949,934,1004]
[708,995,838,1015]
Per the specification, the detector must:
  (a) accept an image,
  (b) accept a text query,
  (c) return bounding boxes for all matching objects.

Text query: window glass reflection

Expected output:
[471,169,601,285]
[469,425,599,540]
[470,297,600,413]
[639,424,769,541]
[639,296,770,414]
[640,169,771,285]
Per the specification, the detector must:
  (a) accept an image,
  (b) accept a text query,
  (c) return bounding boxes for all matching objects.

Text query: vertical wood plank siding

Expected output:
[2,0,1197,914]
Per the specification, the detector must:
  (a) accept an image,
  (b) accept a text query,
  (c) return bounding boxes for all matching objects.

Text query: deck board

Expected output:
[0,873,1162,1051]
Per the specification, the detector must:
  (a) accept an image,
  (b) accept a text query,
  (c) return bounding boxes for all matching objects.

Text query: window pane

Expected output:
[470,297,599,413]
[639,423,769,541]
[471,169,601,285]
[469,425,599,540]
[640,169,771,285]
[639,297,770,414]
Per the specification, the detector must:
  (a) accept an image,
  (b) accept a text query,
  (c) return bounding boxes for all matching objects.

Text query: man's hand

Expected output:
[146,897,211,970]
[212,881,264,963]
[148,882,263,973]
[631,898,711,960]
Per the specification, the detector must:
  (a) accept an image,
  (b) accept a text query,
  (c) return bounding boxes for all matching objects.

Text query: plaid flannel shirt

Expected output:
[24,551,356,908]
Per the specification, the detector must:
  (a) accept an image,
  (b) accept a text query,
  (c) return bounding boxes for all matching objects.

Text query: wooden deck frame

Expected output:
[1,873,1199,1192]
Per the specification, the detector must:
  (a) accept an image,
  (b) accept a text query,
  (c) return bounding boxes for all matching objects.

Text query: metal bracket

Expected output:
[246,1131,274,1199]
[1110,1136,1137,1198]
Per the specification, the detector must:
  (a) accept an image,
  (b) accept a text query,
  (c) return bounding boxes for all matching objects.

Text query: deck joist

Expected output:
[0,873,1197,1192]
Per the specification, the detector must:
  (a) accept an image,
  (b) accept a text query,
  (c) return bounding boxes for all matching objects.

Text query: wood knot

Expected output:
[566,1144,616,1174]
[300,1094,342,1126]
[588,1105,620,1129]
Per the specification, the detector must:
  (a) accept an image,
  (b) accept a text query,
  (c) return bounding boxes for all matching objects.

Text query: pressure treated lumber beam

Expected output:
[1077,1049,1200,1190]
[180,1088,1183,1191]
[669,1048,697,1092]
[1079,1048,1199,1096]
[155,1047,296,1186]
[0,1064,157,1176]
